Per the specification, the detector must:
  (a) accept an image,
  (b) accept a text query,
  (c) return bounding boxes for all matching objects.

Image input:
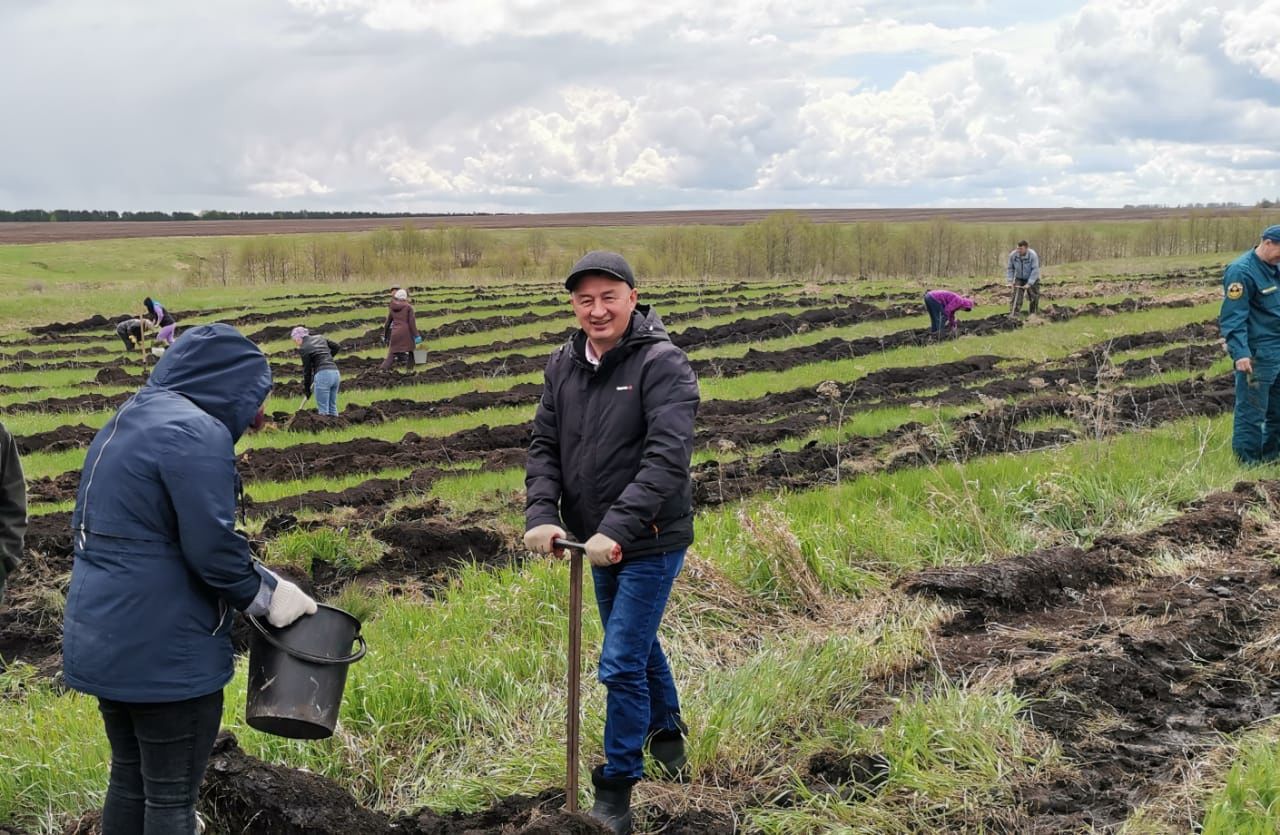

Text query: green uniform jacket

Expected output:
[1220,248,1280,362]
[0,422,27,593]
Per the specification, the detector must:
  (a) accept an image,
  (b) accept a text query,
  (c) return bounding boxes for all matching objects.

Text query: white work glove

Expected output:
[267,577,318,627]
[585,532,623,567]
[523,524,566,555]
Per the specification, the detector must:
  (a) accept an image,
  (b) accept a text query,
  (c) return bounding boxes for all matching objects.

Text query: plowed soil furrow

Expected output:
[899,483,1280,830]
[23,331,1227,503]
[692,374,1233,506]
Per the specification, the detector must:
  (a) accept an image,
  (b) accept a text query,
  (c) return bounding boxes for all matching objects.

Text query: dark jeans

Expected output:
[98,690,223,835]
[591,548,686,782]
[1011,280,1039,314]
[924,293,945,333]
[1233,355,1280,464]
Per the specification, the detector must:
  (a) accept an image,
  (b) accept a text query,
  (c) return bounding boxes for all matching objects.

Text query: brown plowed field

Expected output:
[0,207,1263,244]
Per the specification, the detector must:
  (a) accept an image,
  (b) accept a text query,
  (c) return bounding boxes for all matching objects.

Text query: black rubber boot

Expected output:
[645,727,689,782]
[588,765,634,835]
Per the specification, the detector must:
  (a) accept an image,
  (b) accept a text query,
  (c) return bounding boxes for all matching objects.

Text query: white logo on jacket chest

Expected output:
[616,385,634,391]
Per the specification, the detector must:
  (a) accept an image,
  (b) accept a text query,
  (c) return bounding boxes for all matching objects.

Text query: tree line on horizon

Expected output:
[188,210,1280,286]
[0,209,496,223]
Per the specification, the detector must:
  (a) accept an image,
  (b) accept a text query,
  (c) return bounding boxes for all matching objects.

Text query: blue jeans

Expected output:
[98,689,223,835]
[591,548,686,781]
[1233,355,1280,463]
[313,368,341,416]
[924,293,945,333]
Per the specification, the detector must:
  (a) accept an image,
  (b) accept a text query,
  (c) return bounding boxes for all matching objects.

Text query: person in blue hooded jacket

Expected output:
[1220,225,1280,463]
[63,323,317,835]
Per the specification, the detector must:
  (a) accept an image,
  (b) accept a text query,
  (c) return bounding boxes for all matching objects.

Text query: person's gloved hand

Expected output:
[414,335,423,345]
[524,524,566,555]
[585,533,622,567]
[267,577,317,627]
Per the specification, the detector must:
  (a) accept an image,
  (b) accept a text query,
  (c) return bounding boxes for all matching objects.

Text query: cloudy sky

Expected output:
[2,0,1278,212]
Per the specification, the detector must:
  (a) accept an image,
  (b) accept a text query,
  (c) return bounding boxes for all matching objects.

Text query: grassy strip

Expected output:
[2,412,1260,832]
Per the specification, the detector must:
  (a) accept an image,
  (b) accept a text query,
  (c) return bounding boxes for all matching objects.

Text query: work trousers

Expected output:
[1233,354,1280,464]
[1010,280,1039,314]
[924,293,946,333]
[379,350,415,371]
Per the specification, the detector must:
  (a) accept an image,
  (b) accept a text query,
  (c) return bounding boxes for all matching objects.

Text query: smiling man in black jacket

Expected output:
[524,251,700,834]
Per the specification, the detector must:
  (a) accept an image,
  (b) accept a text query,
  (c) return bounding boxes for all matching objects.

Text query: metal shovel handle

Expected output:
[558,538,584,812]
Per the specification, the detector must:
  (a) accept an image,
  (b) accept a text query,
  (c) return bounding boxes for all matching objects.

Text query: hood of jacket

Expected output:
[568,304,669,369]
[145,323,272,442]
[389,299,411,314]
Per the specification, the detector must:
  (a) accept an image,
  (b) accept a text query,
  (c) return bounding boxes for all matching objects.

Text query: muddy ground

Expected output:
[898,481,1280,830]
[0,275,1245,833]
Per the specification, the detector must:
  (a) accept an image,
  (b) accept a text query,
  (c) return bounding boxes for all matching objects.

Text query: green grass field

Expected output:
[1,225,1277,834]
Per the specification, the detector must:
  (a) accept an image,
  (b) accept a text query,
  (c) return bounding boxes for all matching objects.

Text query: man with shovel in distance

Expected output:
[1006,239,1041,315]
[1220,224,1280,464]
[524,251,700,834]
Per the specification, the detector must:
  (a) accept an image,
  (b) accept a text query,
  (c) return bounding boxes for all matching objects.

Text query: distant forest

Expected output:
[0,209,495,222]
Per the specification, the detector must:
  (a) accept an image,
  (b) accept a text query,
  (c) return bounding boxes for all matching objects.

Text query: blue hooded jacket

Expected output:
[63,324,273,702]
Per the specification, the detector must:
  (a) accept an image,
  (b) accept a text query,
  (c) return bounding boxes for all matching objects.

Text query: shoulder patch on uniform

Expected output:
[1227,282,1245,300]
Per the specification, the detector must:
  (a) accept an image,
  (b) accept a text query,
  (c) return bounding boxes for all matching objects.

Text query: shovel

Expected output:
[553,536,621,813]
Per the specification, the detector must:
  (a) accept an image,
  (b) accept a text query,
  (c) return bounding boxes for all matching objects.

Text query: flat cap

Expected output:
[566,250,635,290]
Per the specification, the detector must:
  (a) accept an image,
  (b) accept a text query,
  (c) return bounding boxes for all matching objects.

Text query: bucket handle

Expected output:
[247,615,367,666]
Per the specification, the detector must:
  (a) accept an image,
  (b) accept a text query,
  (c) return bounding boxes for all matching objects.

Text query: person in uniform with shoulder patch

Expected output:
[523,251,700,834]
[1220,224,1280,463]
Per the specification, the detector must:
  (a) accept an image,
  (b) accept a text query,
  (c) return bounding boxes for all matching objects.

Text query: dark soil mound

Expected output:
[93,365,142,385]
[201,733,393,833]
[201,733,615,835]
[361,520,510,583]
[27,471,82,504]
[14,424,99,455]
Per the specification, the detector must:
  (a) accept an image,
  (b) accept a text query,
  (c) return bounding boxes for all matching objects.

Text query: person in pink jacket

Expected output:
[924,290,975,336]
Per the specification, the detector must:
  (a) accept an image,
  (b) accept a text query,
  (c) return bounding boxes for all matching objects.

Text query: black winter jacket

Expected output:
[298,334,341,396]
[526,305,699,558]
[0,422,26,595]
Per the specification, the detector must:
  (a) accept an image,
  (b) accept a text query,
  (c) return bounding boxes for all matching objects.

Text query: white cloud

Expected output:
[1221,0,1280,83]
[1,0,1278,210]
[248,173,334,200]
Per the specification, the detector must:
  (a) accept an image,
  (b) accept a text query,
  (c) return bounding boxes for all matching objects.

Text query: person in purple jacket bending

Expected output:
[924,290,975,337]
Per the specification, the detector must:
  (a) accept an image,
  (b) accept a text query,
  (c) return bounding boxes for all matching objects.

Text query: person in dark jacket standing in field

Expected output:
[292,326,342,416]
[524,251,700,835]
[0,421,27,601]
[380,288,422,370]
[63,323,317,835]
[1220,224,1280,464]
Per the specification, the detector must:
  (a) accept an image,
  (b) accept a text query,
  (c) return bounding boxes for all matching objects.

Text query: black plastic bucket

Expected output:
[245,604,367,740]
